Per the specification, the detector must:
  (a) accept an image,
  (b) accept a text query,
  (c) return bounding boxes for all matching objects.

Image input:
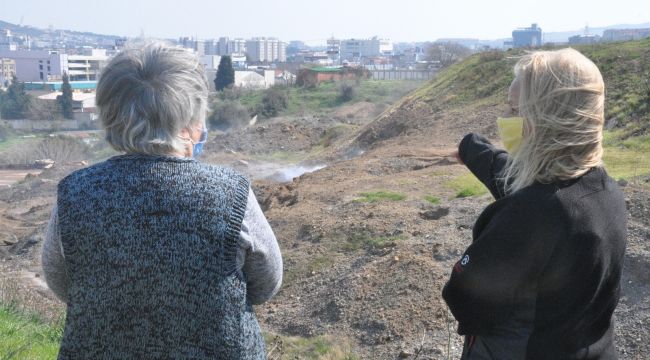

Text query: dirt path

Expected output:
[0,169,43,187]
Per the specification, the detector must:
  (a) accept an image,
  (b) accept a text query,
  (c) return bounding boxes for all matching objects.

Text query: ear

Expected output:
[178,127,191,139]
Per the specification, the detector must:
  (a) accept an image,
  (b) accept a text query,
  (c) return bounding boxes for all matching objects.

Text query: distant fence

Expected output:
[370,70,437,80]
[2,113,99,131]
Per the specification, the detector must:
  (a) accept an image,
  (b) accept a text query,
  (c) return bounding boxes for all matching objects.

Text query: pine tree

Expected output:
[214,56,235,91]
[0,75,32,119]
[57,72,74,119]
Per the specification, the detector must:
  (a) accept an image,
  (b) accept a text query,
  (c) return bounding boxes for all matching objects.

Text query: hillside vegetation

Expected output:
[356,38,650,181]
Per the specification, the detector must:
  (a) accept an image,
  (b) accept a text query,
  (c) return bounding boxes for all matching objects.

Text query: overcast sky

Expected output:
[2,0,648,44]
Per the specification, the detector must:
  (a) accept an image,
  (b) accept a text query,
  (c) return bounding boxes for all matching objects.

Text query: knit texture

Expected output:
[56,154,264,359]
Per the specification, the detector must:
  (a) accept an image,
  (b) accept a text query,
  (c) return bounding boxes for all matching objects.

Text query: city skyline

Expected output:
[2,0,649,44]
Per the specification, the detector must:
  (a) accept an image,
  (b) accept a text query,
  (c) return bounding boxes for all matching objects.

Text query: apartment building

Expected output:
[245,37,287,62]
[340,37,393,60]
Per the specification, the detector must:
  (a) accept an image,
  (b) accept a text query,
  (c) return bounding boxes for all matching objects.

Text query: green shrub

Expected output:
[258,86,290,118]
[338,81,357,102]
[208,99,250,129]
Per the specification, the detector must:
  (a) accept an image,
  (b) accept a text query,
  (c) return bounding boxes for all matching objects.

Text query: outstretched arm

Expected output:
[458,133,511,200]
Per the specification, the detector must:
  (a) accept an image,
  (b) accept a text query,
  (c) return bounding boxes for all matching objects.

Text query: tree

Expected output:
[57,72,74,119]
[425,42,473,67]
[338,81,357,102]
[257,86,289,118]
[214,56,235,91]
[0,75,32,119]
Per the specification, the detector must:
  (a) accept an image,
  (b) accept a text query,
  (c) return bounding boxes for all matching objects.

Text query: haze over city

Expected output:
[2,0,650,43]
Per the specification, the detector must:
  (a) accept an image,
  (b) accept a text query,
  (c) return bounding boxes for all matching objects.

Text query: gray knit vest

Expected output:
[56,154,264,359]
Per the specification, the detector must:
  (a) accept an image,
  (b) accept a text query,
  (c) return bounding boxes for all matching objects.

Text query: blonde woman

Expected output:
[443,48,627,359]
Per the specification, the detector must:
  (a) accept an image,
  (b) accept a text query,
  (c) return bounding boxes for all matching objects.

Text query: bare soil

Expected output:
[0,99,648,359]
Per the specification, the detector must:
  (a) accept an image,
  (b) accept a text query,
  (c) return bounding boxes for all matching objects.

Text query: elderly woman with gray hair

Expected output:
[41,42,282,359]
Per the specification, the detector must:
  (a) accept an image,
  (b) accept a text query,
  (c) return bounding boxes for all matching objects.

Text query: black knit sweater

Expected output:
[442,133,627,359]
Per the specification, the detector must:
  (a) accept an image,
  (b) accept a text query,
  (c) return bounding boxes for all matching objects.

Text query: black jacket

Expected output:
[442,134,627,359]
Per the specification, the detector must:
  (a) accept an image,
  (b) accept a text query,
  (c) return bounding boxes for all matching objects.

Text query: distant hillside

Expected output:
[0,19,121,39]
[354,38,650,147]
[544,22,650,43]
[0,20,46,37]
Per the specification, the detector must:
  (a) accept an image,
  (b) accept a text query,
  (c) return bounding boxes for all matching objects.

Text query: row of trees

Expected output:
[0,73,74,120]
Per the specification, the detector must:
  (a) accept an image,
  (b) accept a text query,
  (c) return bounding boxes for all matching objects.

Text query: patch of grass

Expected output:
[343,232,405,251]
[0,302,63,359]
[318,124,355,148]
[0,135,42,155]
[307,255,336,273]
[602,132,650,180]
[445,173,488,198]
[355,190,406,203]
[264,333,358,360]
[228,80,423,119]
[424,195,441,204]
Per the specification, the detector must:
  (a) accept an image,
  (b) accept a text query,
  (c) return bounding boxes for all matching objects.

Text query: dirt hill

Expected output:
[0,40,648,359]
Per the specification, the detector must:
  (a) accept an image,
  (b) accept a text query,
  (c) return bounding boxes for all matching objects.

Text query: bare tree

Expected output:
[425,42,473,67]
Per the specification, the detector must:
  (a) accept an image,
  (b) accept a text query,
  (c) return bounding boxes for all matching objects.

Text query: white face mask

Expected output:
[496,117,524,153]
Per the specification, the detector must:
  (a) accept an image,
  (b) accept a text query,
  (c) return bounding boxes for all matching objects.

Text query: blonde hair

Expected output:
[503,48,605,193]
[96,41,209,155]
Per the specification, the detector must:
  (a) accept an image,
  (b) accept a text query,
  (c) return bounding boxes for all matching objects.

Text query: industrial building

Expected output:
[512,23,543,48]
[602,28,650,42]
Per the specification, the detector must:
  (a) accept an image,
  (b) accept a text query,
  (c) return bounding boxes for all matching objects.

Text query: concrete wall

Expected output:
[2,115,99,131]
[370,70,436,80]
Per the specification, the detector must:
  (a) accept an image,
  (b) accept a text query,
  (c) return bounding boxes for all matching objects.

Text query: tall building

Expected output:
[340,37,393,60]
[215,37,246,56]
[245,37,286,62]
[230,38,247,55]
[326,38,341,62]
[512,24,543,48]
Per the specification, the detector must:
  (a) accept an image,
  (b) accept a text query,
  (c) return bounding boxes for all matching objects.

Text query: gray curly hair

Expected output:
[96,41,209,155]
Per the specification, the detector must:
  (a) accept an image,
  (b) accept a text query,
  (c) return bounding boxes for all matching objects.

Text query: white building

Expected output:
[1,58,16,86]
[234,70,275,89]
[0,49,109,82]
[340,37,393,60]
[245,38,287,62]
[327,38,341,62]
[217,37,247,56]
[37,91,96,112]
[67,49,108,81]
[0,30,17,51]
[201,55,222,70]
